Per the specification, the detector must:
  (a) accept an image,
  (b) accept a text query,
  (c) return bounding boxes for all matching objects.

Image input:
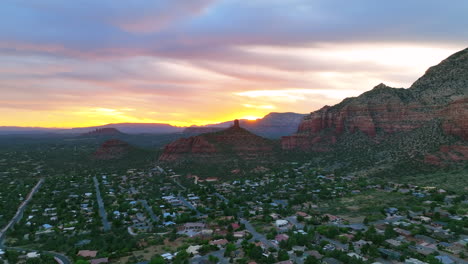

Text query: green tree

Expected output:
[304,256,319,264]
[150,255,165,264]
[277,250,289,261]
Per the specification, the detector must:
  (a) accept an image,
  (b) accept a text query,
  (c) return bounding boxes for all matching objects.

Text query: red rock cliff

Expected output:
[282,47,468,152]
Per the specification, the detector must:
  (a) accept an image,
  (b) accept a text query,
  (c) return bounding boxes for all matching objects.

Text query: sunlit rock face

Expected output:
[282,48,468,162]
[282,49,468,150]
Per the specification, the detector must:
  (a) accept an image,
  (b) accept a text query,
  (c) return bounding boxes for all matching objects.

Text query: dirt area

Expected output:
[115,237,187,263]
[337,215,365,224]
[345,206,360,211]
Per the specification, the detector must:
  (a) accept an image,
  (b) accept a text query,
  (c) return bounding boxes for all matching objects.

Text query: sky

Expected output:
[1,0,467,128]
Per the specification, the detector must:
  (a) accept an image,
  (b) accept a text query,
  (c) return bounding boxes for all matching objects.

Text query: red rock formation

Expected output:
[94,139,131,160]
[159,120,275,163]
[282,48,468,155]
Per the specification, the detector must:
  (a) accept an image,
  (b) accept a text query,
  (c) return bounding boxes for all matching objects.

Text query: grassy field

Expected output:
[388,169,468,193]
[323,190,421,217]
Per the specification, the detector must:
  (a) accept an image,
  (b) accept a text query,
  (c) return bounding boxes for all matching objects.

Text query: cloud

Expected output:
[243,104,275,110]
[1,0,467,127]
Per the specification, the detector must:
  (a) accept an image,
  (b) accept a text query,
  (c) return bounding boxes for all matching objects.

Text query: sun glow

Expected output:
[241,115,261,121]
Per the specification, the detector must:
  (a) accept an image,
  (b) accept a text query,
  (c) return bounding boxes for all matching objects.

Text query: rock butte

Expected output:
[82,127,123,137]
[94,139,131,160]
[159,120,275,163]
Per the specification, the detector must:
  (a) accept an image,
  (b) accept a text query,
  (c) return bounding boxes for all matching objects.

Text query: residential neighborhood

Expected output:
[1,150,466,264]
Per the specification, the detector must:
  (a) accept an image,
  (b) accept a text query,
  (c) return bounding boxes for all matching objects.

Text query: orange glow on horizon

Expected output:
[240,115,261,121]
[0,106,271,128]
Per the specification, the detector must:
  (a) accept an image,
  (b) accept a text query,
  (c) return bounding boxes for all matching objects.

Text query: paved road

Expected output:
[318,235,348,251]
[138,200,159,222]
[93,176,111,231]
[287,216,304,230]
[178,196,204,217]
[328,223,367,231]
[5,246,71,264]
[172,178,187,190]
[0,178,44,246]
[214,193,229,203]
[240,219,276,249]
[0,178,72,264]
[373,216,406,225]
[413,244,468,264]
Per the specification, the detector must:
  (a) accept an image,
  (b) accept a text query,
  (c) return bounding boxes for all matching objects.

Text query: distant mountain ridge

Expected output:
[0,112,305,138]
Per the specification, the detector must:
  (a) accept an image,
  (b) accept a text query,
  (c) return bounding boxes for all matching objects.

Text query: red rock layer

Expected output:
[424,145,468,166]
[441,98,468,140]
[282,98,466,151]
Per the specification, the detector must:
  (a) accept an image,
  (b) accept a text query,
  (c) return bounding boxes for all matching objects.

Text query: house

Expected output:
[394,228,412,237]
[186,245,202,255]
[163,221,176,226]
[321,257,343,264]
[291,246,306,253]
[233,231,246,238]
[304,250,322,260]
[210,239,228,247]
[324,214,341,223]
[77,250,98,258]
[434,256,455,264]
[275,219,289,228]
[161,253,174,260]
[378,248,401,260]
[385,239,402,247]
[353,240,372,249]
[296,211,311,220]
[163,212,176,219]
[89,258,109,264]
[405,258,428,264]
[270,213,280,220]
[414,235,437,245]
[347,253,366,261]
[385,208,399,216]
[274,261,293,264]
[183,222,206,231]
[275,234,289,243]
[409,245,434,256]
[323,244,335,251]
[27,252,40,258]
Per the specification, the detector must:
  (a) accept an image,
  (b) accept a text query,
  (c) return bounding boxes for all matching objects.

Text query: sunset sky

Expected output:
[1,1,467,128]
